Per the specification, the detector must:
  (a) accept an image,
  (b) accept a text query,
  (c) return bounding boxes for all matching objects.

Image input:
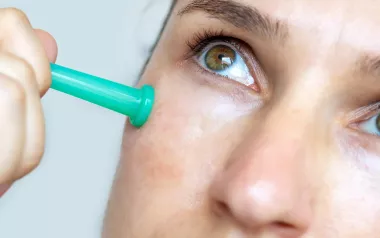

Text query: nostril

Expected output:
[274,221,293,229]
[214,199,300,232]
[214,201,231,218]
[270,221,302,238]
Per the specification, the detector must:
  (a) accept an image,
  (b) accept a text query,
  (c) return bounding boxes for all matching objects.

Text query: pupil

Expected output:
[204,45,236,71]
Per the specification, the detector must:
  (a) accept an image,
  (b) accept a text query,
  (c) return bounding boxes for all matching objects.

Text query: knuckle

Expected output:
[10,149,43,181]
[22,147,44,174]
[0,168,16,184]
[1,8,29,26]
[40,74,52,94]
[0,157,19,184]
[14,58,36,86]
[0,52,37,85]
[0,76,26,106]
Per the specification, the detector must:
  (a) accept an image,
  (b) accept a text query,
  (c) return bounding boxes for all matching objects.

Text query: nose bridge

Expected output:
[211,95,318,234]
[242,89,317,174]
[244,66,328,176]
[239,99,314,199]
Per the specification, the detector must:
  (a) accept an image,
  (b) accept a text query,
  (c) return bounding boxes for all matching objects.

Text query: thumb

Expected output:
[35,29,58,63]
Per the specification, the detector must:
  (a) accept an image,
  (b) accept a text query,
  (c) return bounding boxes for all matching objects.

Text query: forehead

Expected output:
[175,0,380,52]
[175,0,380,20]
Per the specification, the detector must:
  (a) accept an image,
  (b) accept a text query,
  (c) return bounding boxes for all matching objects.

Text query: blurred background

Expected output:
[0,1,171,237]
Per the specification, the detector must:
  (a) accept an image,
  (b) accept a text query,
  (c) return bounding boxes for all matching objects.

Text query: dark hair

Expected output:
[138,0,177,80]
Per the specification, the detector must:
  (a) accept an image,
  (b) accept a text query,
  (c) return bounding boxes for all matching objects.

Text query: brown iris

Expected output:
[205,45,236,71]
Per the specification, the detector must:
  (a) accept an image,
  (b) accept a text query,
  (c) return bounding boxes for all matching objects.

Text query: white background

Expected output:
[0,1,171,237]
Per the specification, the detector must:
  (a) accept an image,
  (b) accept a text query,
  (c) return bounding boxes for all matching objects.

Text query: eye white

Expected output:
[198,42,255,86]
[359,114,380,136]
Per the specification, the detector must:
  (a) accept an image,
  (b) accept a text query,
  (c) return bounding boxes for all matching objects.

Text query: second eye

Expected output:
[197,42,256,89]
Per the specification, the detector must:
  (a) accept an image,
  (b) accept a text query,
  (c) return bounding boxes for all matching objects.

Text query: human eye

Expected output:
[358,111,380,136]
[187,30,263,91]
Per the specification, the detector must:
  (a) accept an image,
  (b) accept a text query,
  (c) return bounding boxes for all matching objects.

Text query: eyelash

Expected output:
[349,102,380,124]
[185,30,380,141]
[185,29,263,93]
[185,30,380,142]
[186,29,243,57]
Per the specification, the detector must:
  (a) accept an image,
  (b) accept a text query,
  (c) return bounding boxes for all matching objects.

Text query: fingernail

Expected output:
[0,184,11,198]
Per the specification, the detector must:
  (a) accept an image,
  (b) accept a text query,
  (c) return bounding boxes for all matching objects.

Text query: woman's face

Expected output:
[103,0,380,237]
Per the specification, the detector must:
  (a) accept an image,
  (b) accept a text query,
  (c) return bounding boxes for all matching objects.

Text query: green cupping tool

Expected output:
[50,63,154,128]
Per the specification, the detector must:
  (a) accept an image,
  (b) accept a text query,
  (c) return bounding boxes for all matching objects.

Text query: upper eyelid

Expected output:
[186,36,247,60]
[184,31,266,93]
[188,37,236,55]
[346,102,380,124]
[186,29,227,50]
[198,40,243,56]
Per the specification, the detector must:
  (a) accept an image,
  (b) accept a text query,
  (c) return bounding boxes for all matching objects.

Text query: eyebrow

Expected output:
[358,54,380,78]
[178,0,289,43]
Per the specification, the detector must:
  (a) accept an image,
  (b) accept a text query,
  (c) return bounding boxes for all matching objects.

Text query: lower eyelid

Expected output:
[188,55,261,96]
[184,36,267,95]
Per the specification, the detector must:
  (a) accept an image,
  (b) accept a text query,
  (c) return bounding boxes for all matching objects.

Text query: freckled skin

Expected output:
[103,0,380,237]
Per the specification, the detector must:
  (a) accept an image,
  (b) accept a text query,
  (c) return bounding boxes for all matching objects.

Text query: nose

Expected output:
[210,111,314,237]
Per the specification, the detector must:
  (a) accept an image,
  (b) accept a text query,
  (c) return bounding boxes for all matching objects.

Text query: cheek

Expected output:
[119,71,254,206]
[317,133,380,236]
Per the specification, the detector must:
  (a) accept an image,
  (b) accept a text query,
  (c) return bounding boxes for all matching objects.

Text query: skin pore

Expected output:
[103,0,380,237]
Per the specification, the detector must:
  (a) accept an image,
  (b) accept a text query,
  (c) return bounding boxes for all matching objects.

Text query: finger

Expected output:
[0,73,25,184]
[0,53,44,180]
[35,29,58,63]
[0,8,52,96]
[0,9,49,179]
[0,184,11,198]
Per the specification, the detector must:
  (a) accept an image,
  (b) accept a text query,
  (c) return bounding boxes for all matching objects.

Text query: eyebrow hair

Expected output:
[178,0,289,42]
[358,54,380,78]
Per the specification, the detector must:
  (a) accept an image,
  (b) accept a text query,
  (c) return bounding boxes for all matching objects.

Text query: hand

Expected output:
[0,8,58,197]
